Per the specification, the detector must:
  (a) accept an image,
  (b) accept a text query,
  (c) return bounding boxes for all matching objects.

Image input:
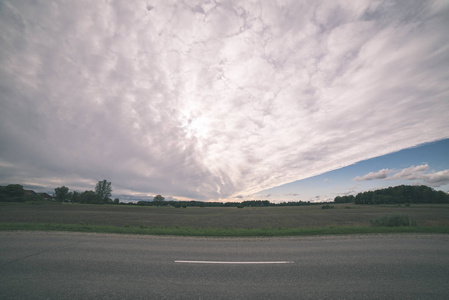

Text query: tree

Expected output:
[0,184,25,202]
[79,190,102,204]
[153,194,165,206]
[334,195,355,203]
[54,186,69,202]
[95,180,112,203]
[71,191,80,203]
[353,185,449,204]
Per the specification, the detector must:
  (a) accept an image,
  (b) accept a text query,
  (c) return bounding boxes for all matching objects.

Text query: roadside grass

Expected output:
[1,222,448,237]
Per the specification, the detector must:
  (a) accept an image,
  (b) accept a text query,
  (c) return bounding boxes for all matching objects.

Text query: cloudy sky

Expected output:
[1,0,448,202]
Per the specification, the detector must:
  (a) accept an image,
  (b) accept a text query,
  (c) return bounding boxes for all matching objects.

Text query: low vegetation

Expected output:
[321,204,334,209]
[370,214,417,227]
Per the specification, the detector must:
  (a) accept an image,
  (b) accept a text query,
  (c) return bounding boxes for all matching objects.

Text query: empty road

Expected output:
[1,232,448,299]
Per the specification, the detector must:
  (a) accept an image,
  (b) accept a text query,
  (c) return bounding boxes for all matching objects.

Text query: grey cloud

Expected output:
[285,193,300,197]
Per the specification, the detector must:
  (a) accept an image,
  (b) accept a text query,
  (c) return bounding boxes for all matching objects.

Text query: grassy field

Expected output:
[1,202,449,236]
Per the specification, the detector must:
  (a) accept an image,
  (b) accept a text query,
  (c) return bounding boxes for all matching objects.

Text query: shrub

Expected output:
[321,205,334,209]
[237,204,244,208]
[370,214,417,227]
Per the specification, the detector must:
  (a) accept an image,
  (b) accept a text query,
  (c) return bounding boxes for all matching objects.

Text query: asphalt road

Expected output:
[1,232,448,299]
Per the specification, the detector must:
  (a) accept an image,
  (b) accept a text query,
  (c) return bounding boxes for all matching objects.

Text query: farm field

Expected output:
[1,202,449,229]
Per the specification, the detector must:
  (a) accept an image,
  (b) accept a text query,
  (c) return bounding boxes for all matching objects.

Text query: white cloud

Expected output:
[390,164,430,180]
[1,0,449,200]
[355,169,391,181]
[423,170,449,187]
[355,164,449,188]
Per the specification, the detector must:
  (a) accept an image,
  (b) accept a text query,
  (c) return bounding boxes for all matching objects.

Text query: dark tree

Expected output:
[6,184,24,195]
[95,180,112,203]
[353,185,449,204]
[54,186,69,202]
[79,190,102,204]
[0,184,25,202]
[334,195,355,203]
[153,194,165,206]
[70,191,80,203]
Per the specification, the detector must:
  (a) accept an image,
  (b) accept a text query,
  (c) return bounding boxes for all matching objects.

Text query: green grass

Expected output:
[1,222,448,237]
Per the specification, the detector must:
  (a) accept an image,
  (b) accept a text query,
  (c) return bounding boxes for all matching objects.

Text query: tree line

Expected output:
[135,199,318,208]
[334,185,449,204]
[0,184,51,202]
[0,180,117,204]
[3,182,447,206]
[54,179,118,204]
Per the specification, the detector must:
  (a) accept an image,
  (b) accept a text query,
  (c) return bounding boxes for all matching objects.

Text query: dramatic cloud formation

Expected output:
[355,164,449,187]
[1,1,449,200]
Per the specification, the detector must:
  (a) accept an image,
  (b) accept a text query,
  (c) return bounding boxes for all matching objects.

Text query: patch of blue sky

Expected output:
[254,139,449,203]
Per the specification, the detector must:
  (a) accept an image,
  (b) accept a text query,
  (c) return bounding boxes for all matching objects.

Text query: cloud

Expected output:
[287,193,300,197]
[1,1,449,200]
[390,164,430,180]
[355,169,391,181]
[423,170,449,187]
[355,164,449,188]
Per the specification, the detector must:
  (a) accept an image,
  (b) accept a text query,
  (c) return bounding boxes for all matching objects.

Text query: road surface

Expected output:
[1,232,448,299]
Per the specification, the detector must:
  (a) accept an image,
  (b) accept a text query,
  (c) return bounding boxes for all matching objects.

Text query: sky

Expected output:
[254,139,449,203]
[1,0,448,202]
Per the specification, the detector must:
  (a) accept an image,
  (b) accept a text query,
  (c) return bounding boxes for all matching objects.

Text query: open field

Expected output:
[1,202,449,236]
[2,202,449,228]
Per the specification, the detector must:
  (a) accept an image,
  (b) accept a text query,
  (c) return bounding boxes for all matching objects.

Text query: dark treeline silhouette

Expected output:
[53,180,117,204]
[1,184,317,207]
[335,185,448,205]
[5,183,446,207]
[0,184,51,202]
[135,199,317,207]
[0,180,119,204]
[334,195,355,203]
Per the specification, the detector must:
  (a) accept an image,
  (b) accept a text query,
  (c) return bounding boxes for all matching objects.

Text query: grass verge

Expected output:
[1,222,448,237]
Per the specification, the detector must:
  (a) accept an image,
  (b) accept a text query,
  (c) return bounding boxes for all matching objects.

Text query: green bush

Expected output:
[370,214,417,227]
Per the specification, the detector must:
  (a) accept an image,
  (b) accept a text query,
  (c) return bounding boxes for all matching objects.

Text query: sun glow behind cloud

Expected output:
[0,0,448,201]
